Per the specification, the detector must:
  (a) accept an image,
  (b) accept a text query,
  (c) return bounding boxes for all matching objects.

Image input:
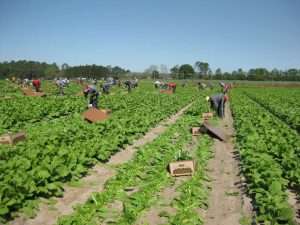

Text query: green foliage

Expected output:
[0,83,202,222]
[242,87,300,132]
[178,64,195,79]
[168,136,212,225]
[56,92,211,225]
[230,89,299,224]
[0,60,59,79]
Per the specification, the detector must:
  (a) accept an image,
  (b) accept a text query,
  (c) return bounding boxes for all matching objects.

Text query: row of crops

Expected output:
[0,81,214,223]
[1,79,299,225]
[56,93,213,225]
[230,88,300,225]
[241,87,300,132]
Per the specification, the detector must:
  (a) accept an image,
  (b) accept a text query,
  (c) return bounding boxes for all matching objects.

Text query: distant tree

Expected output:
[170,65,180,79]
[61,63,69,71]
[215,68,222,79]
[152,70,160,79]
[159,64,169,74]
[144,65,159,74]
[44,63,59,78]
[236,68,246,80]
[179,64,194,79]
[195,61,209,78]
[207,69,213,79]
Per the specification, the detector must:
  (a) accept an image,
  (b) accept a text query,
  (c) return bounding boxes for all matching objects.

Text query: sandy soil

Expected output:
[9,102,193,225]
[203,103,253,225]
[288,189,300,224]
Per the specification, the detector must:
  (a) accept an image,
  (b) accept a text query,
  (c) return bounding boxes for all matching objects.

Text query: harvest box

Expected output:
[202,112,213,120]
[21,88,46,97]
[191,127,201,136]
[83,108,110,123]
[160,90,173,94]
[169,160,195,177]
[0,132,26,145]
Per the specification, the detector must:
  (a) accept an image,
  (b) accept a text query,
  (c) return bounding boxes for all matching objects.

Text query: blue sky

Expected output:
[0,0,299,72]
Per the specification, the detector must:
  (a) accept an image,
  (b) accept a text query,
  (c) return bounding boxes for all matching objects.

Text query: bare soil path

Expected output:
[10,102,193,225]
[203,103,253,225]
[288,189,300,224]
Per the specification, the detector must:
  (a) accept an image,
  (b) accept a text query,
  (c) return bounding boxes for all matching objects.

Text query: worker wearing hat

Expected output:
[206,93,228,118]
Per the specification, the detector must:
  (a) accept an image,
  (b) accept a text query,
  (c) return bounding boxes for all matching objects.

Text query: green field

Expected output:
[0,80,299,225]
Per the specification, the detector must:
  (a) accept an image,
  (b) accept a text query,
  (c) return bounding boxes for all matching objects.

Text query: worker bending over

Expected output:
[124,80,132,92]
[154,80,160,89]
[56,79,66,95]
[208,93,228,118]
[168,82,177,93]
[32,79,41,92]
[84,85,99,108]
[219,81,231,93]
[102,82,111,94]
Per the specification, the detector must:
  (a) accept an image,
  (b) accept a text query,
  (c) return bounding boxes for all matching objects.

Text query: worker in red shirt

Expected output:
[32,79,41,92]
[168,82,177,93]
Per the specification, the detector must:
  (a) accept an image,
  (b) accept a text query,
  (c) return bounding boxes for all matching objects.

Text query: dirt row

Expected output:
[204,104,253,225]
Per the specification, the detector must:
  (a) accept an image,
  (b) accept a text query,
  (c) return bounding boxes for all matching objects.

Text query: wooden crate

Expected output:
[0,132,26,145]
[202,112,213,120]
[160,90,173,94]
[83,108,110,123]
[169,160,195,177]
[191,127,201,136]
[21,88,46,97]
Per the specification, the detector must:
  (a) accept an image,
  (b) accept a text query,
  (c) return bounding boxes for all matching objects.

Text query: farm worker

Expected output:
[102,82,111,94]
[207,93,228,118]
[219,81,225,88]
[124,80,132,92]
[83,85,99,108]
[219,81,230,93]
[154,80,160,89]
[23,78,29,87]
[63,78,70,86]
[133,77,138,88]
[117,79,122,87]
[168,82,177,93]
[198,82,207,90]
[56,79,65,95]
[32,79,41,92]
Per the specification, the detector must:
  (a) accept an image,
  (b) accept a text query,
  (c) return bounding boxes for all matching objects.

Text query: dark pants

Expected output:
[90,93,99,108]
[59,86,64,95]
[102,85,110,94]
[210,99,225,118]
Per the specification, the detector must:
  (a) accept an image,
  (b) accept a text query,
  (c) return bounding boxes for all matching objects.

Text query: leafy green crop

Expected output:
[0,83,204,222]
[230,89,299,224]
[57,95,210,225]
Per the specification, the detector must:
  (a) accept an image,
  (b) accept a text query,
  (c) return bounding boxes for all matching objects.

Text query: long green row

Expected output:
[231,89,300,224]
[241,87,300,132]
[57,95,212,225]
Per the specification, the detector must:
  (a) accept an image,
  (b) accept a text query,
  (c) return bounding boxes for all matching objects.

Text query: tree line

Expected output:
[0,60,130,79]
[148,61,300,81]
[0,60,299,81]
